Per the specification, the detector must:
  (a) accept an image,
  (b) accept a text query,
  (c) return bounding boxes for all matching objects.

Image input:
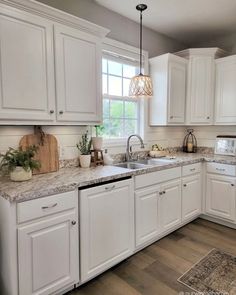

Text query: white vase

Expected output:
[10,167,32,182]
[92,137,103,150]
[79,155,91,168]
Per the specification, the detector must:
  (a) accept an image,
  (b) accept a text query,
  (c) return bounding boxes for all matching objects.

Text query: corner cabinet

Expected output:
[79,179,134,283]
[215,55,236,124]
[149,53,187,126]
[175,48,226,125]
[54,24,102,123]
[0,1,109,125]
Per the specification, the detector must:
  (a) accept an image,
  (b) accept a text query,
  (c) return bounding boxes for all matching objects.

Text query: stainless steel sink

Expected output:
[136,157,178,165]
[115,162,148,170]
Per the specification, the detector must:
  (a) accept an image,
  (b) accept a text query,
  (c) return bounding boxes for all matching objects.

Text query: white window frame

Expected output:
[102,38,149,146]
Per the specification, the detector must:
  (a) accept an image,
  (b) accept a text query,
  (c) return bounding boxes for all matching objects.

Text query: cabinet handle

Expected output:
[190,168,196,171]
[41,203,57,210]
[206,116,210,119]
[231,184,235,187]
[183,184,187,187]
[162,191,166,194]
[159,192,163,195]
[170,116,173,119]
[59,110,64,115]
[50,110,54,114]
[216,168,225,172]
[71,220,77,225]
[105,185,116,191]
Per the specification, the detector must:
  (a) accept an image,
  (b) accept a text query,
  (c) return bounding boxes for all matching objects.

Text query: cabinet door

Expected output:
[215,56,236,124]
[80,179,134,282]
[54,24,102,123]
[167,60,186,124]
[159,179,182,232]
[18,211,79,295]
[135,185,160,247]
[182,174,202,222]
[206,174,236,221]
[186,56,214,124]
[0,7,55,122]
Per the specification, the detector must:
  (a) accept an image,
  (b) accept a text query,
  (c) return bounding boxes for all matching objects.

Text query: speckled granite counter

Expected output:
[0,153,236,203]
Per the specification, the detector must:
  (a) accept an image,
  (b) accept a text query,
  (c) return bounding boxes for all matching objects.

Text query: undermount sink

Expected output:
[136,157,178,165]
[115,162,148,170]
[115,157,178,170]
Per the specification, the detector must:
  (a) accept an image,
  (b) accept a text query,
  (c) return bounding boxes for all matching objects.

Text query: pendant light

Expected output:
[129,4,153,98]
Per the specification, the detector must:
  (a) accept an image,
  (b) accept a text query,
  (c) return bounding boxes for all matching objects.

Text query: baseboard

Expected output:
[200,214,236,229]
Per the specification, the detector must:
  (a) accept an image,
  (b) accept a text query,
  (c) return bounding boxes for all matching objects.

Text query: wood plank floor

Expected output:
[68,218,236,295]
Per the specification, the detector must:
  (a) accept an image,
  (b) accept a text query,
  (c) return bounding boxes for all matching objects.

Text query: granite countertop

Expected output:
[0,153,236,203]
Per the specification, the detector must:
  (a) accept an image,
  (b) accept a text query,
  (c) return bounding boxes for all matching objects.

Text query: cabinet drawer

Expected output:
[206,163,236,177]
[17,190,77,223]
[135,167,181,189]
[182,163,201,176]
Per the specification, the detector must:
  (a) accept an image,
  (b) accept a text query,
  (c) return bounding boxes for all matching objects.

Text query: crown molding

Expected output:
[0,0,110,38]
[175,47,228,59]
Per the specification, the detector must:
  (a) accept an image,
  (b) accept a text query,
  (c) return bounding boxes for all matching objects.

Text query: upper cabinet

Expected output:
[149,54,187,126]
[215,55,236,124]
[54,24,102,123]
[176,48,226,125]
[0,0,109,125]
[0,6,56,123]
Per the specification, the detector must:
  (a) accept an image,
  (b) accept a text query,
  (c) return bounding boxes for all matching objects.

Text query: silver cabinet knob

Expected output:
[231,184,235,187]
[183,184,187,187]
[71,220,77,225]
[170,116,173,119]
[59,110,64,115]
[206,116,210,119]
[162,191,166,194]
[50,110,54,114]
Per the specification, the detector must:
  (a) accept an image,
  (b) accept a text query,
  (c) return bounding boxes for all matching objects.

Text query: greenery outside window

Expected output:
[101,58,140,139]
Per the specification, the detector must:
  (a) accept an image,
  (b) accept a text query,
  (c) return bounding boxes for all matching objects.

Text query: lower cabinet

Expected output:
[79,179,134,282]
[135,185,160,247]
[159,179,182,232]
[206,174,236,221]
[18,211,79,295]
[135,178,182,247]
[182,174,202,222]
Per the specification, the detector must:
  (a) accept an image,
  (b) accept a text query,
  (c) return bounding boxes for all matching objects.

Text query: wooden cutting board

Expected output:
[19,131,59,175]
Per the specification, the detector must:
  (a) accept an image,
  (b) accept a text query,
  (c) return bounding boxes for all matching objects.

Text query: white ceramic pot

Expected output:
[92,137,103,150]
[10,167,32,182]
[79,155,91,168]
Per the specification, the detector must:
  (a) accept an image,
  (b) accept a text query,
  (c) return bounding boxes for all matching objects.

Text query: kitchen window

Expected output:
[101,58,140,139]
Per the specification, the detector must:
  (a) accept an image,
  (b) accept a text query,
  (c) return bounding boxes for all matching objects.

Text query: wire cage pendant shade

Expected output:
[129,4,153,98]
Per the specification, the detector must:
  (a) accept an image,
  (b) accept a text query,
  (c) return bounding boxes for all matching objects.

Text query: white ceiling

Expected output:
[95,0,236,44]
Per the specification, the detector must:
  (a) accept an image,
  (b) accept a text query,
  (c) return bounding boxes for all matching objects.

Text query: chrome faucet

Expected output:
[126,134,145,162]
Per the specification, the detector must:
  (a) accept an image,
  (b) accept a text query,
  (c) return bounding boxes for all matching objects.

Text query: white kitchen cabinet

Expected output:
[80,179,134,282]
[176,48,226,125]
[149,54,187,126]
[54,24,102,123]
[182,174,202,222]
[18,195,79,295]
[206,174,236,222]
[159,179,182,232]
[215,55,236,124]
[135,185,160,247]
[0,5,56,123]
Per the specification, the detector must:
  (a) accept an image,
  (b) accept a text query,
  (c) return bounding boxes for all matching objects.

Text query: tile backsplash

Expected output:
[0,125,235,160]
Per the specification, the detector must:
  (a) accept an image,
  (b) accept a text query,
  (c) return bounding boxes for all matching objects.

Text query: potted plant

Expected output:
[0,145,40,181]
[92,125,104,150]
[76,131,92,168]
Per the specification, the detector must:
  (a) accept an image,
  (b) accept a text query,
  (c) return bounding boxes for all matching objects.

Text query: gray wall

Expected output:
[193,33,236,54]
[36,0,186,57]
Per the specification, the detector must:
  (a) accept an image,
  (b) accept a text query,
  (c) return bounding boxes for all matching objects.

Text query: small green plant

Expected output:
[0,145,41,173]
[76,131,92,155]
[95,125,104,137]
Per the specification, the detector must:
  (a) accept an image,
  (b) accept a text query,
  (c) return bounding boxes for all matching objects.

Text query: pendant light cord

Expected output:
[139,10,143,75]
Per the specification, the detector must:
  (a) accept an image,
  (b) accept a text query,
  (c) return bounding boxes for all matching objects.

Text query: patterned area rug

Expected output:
[178,249,236,295]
